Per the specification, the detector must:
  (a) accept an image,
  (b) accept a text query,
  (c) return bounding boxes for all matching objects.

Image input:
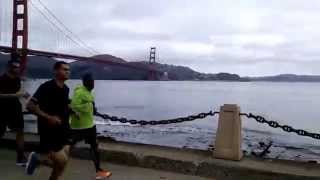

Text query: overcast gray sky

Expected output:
[2,0,320,76]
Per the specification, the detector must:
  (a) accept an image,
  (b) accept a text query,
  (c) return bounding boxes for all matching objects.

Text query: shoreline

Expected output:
[26,78,320,83]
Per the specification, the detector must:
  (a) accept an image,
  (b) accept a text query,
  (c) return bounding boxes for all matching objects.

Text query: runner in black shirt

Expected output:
[33,79,70,152]
[0,60,29,166]
[26,61,72,180]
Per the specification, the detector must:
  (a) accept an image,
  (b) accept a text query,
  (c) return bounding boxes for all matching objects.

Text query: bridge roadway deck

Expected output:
[1,132,320,180]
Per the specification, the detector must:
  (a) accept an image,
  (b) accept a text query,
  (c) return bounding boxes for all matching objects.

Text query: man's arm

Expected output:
[70,91,92,113]
[27,99,61,125]
[0,90,30,99]
[27,85,61,125]
[27,99,50,119]
[93,102,98,116]
[0,93,19,98]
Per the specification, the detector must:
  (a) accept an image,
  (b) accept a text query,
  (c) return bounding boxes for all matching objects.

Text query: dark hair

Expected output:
[53,61,68,70]
[82,73,93,82]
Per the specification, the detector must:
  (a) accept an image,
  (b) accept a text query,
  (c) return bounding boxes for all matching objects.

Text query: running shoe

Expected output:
[96,169,112,179]
[25,152,39,175]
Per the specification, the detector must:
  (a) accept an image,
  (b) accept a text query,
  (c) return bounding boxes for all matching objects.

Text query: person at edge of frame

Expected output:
[0,59,30,166]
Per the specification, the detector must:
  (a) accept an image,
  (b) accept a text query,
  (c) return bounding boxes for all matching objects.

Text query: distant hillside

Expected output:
[70,60,148,80]
[0,53,245,81]
[132,61,202,80]
[250,74,320,82]
[92,54,127,63]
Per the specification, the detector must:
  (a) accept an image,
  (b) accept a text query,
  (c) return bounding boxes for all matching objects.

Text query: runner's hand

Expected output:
[22,92,31,99]
[71,110,81,120]
[74,112,81,119]
[16,92,25,97]
[16,92,30,99]
[47,116,62,125]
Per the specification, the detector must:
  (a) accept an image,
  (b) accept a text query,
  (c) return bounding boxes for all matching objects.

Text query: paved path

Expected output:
[0,149,213,180]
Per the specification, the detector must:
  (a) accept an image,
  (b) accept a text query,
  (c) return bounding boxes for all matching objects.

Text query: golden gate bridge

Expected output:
[0,0,160,80]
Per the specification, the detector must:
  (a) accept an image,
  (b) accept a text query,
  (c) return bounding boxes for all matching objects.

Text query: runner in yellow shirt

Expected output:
[70,73,111,179]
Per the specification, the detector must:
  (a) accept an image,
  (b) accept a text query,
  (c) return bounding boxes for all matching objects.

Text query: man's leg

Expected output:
[0,122,6,138]
[26,129,71,177]
[9,118,26,163]
[89,140,112,179]
[89,139,101,172]
[48,145,70,180]
[87,126,112,178]
[16,130,25,162]
[86,126,101,172]
[25,150,57,175]
[9,108,26,164]
[0,108,7,138]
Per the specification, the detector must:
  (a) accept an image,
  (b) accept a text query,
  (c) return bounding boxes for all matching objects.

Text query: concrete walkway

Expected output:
[2,133,320,180]
[0,149,213,180]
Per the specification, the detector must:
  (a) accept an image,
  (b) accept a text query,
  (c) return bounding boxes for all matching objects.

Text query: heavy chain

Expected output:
[96,111,219,126]
[240,113,320,140]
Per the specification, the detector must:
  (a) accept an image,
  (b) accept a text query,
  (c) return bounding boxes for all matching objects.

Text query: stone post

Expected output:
[213,104,243,161]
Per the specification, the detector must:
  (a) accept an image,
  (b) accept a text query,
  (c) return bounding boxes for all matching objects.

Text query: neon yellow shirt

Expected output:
[70,85,95,129]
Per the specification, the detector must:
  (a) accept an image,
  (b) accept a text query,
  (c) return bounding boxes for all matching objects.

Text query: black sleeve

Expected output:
[32,84,45,104]
[0,77,3,93]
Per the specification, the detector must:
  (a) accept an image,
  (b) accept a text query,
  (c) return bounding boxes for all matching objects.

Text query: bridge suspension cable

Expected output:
[35,0,100,55]
[29,0,97,56]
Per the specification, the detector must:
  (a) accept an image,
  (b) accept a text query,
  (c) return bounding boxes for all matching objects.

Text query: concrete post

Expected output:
[213,104,243,161]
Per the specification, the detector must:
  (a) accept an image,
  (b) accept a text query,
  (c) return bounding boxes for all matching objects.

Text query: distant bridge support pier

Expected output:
[12,0,28,73]
[213,104,243,161]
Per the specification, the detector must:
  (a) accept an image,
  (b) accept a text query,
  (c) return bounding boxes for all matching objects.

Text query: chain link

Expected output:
[240,113,320,140]
[96,111,219,126]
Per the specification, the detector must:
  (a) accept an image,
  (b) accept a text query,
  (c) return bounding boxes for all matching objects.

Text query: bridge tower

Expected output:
[12,0,28,73]
[148,47,157,80]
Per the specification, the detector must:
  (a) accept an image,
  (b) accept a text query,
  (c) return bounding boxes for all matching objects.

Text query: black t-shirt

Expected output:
[0,73,21,108]
[32,79,70,132]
